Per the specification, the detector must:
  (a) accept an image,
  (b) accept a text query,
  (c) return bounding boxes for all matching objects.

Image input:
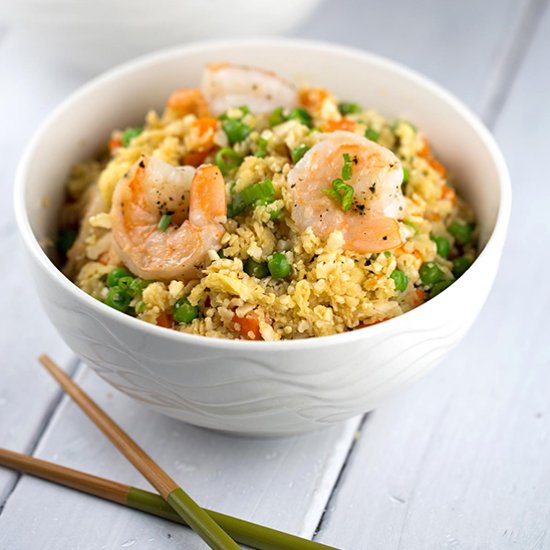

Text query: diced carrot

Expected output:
[299,87,330,110]
[418,140,431,158]
[322,118,356,133]
[232,314,262,341]
[108,135,122,153]
[156,312,173,328]
[441,184,457,205]
[418,139,447,177]
[167,88,209,117]
[413,289,426,306]
[183,149,211,166]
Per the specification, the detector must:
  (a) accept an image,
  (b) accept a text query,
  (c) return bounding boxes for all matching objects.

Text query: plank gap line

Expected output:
[311,413,368,541]
[0,356,80,516]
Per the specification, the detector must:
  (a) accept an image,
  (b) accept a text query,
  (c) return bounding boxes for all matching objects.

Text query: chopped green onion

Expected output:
[56,229,77,256]
[215,147,242,175]
[430,235,450,259]
[448,221,473,245]
[390,269,408,292]
[269,208,282,220]
[172,297,199,324]
[157,213,172,232]
[244,258,269,279]
[341,153,353,181]
[117,276,134,292]
[238,105,250,115]
[365,127,380,142]
[338,102,362,115]
[268,107,287,127]
[323,178,354,211]
[288,107,313,128]
[291,144,310,164]
[430,280,453,298]
[384,251,392,258]
[222,118,252,144]
[403,218,419,235]
[452,256,473,278]
[107,267,132,288]
[402,166,410,184]
[122,127,142,147]
[135,301,146,314]
[419,262,446,285]
[104,287,132,312]
[255,138,268,158]
[129,278,147,297]
[227,180,276,218]
[268,253,292,279]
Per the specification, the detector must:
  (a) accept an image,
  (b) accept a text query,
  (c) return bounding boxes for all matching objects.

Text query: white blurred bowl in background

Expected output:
[0,0,322,70]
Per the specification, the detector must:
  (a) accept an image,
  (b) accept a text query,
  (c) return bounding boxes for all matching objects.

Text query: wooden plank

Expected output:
[292,0,526,112]
[0,32,89,504]
[0,367,360,548]
[314,3,550,549]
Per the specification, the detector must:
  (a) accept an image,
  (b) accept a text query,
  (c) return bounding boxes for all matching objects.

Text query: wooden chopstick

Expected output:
[39,354,241,550]
[0,448,339,550]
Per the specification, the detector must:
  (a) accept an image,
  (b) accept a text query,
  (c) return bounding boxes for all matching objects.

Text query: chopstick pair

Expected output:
[32,355,337,550]
[0,448,337,550]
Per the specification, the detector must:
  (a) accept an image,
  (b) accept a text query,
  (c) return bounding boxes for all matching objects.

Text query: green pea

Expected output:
[365,128,380,142]
[430,235,450,259]
[338,102,362,115]
[268,107,287,127]
[173,297,199,324]
[291,144,310,164]
[430,280,453,298]
[244,258,269,279]
[268,252,292,279]
[222,118,252,144]
[452,256,473,278]
[390,269,408,292]
[288,107,313,128]
[104,287,132,312]
[448,221,473,245]
[419,262,445,285]
[107,267,132,288]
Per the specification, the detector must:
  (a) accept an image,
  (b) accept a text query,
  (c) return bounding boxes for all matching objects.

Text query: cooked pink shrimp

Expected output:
[287,131,405,253]
[111,156,226,281]
[201,62,298,116]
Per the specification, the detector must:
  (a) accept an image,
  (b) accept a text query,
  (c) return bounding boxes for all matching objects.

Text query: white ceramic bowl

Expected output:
[14,39,511,436]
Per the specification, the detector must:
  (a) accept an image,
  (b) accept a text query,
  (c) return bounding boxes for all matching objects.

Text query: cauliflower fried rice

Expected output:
[59,63,477,341]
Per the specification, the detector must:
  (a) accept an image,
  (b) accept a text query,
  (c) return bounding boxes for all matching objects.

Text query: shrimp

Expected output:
[110,156,226,281]
[286,131,406,253]
[201,62,298,116]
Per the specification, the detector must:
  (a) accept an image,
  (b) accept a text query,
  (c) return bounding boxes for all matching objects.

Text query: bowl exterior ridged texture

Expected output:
[27,240,501,436]
[16,40,511,435]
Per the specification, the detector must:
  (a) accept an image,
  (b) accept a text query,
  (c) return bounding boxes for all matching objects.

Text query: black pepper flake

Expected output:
[369,182,377,193]
[382,236,388,240]
[138,160,145,168]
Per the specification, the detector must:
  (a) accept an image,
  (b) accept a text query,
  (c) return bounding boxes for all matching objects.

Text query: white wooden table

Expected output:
[1,0,549,548]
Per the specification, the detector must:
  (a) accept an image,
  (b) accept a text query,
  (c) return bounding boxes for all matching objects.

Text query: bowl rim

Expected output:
[14,37,512,351]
